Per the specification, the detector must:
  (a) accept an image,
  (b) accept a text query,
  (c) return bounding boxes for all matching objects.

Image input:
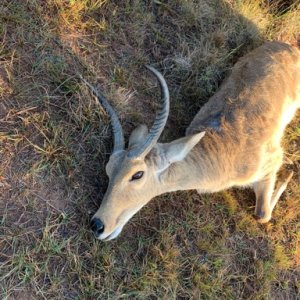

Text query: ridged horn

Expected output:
[80,75,125,154]
[127,65,170,159]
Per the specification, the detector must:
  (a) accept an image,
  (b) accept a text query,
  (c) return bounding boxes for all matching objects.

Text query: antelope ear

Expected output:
[128,124,149,150]
[164,132,205,163]
[156,132,205,173]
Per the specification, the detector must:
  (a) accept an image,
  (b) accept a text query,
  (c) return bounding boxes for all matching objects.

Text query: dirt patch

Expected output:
[10,290,34,300]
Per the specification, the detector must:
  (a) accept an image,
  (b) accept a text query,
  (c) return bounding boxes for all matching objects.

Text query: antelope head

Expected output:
[82,66,205,241]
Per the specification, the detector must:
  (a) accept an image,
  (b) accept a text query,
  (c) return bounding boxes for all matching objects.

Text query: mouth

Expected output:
[96,225,124,241]
[93,206,145,241]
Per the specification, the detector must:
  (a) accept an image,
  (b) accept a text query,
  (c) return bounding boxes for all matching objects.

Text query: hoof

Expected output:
[254,214,271,224]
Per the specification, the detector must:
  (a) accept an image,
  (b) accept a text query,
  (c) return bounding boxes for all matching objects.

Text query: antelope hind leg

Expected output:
[270,169,293,212]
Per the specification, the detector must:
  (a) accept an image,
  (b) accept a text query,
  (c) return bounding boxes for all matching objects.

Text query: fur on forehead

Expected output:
[106,150,148,178]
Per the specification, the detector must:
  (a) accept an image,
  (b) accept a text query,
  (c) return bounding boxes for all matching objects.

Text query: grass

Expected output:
[0,0,300,299]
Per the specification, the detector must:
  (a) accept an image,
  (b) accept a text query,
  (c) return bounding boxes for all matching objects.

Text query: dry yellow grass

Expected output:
[0,0,299,299]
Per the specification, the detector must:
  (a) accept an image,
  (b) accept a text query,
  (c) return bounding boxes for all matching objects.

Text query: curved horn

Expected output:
[128,65,170,159]
[80,75,125,153]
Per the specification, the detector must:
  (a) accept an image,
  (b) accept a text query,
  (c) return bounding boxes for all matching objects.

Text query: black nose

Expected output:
[90,218,105,236]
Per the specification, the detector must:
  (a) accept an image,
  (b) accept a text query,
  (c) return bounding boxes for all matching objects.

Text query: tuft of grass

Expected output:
[48,0,108,32]
[274,244,293,270]
[267,1,300,44]
[220,190,239,215]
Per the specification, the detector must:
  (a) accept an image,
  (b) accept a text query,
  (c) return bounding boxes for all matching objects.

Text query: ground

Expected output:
[0,0,300,299]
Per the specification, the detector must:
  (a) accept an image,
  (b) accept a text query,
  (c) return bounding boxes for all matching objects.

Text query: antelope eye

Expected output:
[131,171,144,181]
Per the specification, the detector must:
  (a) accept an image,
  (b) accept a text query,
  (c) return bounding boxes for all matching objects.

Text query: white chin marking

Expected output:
[105,226,123,241]
[97,206,145,241]
[97,226,123,241]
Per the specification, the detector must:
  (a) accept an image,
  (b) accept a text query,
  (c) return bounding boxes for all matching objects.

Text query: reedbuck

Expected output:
[82,41,300,241]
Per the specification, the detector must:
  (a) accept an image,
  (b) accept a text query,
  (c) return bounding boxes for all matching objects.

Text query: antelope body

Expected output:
[84,41,300,241]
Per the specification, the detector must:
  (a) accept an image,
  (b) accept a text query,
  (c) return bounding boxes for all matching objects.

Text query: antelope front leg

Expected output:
[253,174,276,223]
[253,169,293,223]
